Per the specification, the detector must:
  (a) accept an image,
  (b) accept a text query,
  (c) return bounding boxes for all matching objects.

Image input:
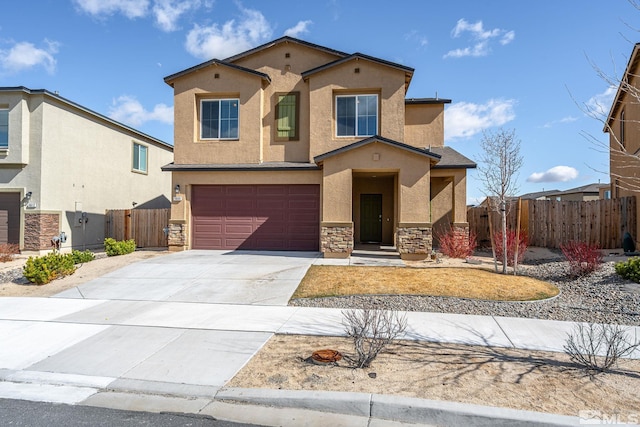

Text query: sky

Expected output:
[0,1,637,204]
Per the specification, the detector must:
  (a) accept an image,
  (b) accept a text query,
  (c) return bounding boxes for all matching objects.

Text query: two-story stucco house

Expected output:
[163,37,475,260]
[605,42,640,239]
[0,87,174,252]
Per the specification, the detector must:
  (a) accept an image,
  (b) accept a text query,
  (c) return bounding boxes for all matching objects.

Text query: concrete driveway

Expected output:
[54,250,320,305]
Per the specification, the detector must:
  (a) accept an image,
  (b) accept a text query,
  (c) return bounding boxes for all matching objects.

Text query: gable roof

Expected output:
[0,86,172,150]
[223,36,349,63]
[517,189,560,200]
[314,135,440,163]
[546,183,608,196]
[605,42,640,132]
[164,59,271,87]
[301,53,414,91]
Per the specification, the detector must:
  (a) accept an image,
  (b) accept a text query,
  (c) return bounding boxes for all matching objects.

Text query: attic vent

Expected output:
[354,67,360,74]
[214,73,220,79]
[285,52,290,58]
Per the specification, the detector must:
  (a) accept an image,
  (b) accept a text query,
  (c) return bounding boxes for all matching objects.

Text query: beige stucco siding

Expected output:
[308,60,407,159]
[171,66,264,164]
[404,104,445,148]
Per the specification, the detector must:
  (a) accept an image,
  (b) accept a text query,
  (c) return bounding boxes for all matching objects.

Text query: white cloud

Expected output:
[543,116,578,128]
[108,95,173,126]
[72,0,150,18]
[404,30,428,48]
[444,99,516,140]
[284,20,312,37]
[153,0,200,32]
[444,18,514,59]
[0,39,60,74]
[185,6,272,59]
[585,86,616,119]
[527,166,579,183]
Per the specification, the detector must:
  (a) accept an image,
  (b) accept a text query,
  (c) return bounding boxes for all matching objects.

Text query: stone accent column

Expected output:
[451,222,470,247]
[321,222,353,258]
[24,213,60,251]
[167,221,187,251]
[397,223,432,260]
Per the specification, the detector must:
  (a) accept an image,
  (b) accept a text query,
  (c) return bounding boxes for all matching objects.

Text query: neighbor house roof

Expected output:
[428,146,476,169]
[517,189,560,200]
[546,183,609,196]
[605,42,640,132]
[0,86,173,150]
[314,135,440,163]
[164,59,271,87]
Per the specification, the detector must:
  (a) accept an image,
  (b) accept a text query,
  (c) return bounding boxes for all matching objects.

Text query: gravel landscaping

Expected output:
[291,253,640,326]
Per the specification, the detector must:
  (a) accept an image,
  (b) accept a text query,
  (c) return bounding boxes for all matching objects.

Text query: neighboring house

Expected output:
[517,189,561,200]
[162,37,476,259]
[544,183,609,202]
[605,42,640,238]
[0,87,173,252]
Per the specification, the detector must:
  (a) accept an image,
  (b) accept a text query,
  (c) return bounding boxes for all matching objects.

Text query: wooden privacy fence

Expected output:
[105,208,170,248]
[467,197,636,249]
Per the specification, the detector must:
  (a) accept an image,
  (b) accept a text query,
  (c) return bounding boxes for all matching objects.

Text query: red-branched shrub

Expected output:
[0,243,19,262]
[435,228,477,259]
[560,241,603,276]
[493,229,528,266]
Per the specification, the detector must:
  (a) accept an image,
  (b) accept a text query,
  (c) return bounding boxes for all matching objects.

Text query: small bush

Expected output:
[564,323,640,376]
[342,308,407,368]
[0,243,19,262]
[72,249,95,264]
[104,238,136,256]
[23,252,76,285]
[561,241,603,277]
[615,257,640,283]
[435,228,477,259]
[493,229,528,266]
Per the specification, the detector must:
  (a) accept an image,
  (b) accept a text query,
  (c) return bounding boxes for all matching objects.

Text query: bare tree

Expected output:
[477,128,523,274]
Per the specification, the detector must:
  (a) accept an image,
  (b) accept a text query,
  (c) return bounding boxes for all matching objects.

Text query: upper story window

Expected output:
[201,99,239,140]
[336,94,378,137]
[620,110,625,148]
[132,142,148,173]
[0,108,8,148]
[275,92,299,141]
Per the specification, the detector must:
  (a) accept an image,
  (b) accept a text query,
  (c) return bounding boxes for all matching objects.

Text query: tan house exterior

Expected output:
[0,87,174,252]
[605,42,640,238]
[163,37,475,259]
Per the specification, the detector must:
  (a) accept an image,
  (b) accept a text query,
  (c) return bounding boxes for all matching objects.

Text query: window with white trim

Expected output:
[132,142,148,173]
[200,99,239,139]
[0,108,8,148]
[336,94,378,137]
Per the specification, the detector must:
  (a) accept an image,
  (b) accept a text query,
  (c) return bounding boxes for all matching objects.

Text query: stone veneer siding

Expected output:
[167,222,187,249]
[397,226,432,254]
[321,225,354,254]
[451,224,470,247]
[24,213,60,251]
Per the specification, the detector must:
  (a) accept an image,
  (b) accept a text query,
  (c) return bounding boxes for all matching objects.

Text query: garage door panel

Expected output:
[192,185,319,250]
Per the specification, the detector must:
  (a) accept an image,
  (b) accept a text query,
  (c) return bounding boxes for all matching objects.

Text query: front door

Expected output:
[360,194,382,243]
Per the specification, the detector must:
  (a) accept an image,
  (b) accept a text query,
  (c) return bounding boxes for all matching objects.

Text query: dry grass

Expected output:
[291,266,559,301]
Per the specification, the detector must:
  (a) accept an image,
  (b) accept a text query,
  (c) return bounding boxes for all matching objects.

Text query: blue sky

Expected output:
[0,1,636,203]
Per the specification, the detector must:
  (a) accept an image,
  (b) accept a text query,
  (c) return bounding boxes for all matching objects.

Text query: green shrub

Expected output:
[23,252,76,285]
[72,249,95,264]
[104,238,136,256]
[615,257,640,283]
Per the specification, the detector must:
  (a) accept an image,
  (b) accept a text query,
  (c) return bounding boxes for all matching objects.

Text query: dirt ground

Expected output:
[1,247,637,417]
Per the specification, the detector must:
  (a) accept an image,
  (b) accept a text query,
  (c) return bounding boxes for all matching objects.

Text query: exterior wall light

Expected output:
[175,184,180,194]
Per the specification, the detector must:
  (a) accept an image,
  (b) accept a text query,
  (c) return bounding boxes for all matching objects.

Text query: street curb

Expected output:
[217,387,580,427]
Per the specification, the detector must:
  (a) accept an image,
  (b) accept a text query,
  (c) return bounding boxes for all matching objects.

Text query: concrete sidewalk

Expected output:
[0,250,638,426]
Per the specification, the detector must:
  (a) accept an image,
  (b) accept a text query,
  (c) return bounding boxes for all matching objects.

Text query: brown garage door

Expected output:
[191,185,319,251]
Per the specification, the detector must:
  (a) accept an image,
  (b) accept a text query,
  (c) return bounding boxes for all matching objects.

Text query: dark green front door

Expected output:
[360,194,382,243]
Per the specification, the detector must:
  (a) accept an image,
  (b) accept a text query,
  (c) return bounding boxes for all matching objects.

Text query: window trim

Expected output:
[335,94,379,137]
[132,142,148,174]
[275,92,300,142]
[0,107,8,149]
[199,98,240,141]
